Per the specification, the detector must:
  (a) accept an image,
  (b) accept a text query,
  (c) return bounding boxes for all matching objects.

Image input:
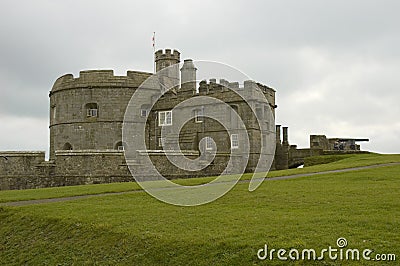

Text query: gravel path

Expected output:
[3,162,399,207]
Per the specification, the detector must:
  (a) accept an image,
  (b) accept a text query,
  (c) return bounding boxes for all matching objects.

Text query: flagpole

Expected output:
[152,32,156,73]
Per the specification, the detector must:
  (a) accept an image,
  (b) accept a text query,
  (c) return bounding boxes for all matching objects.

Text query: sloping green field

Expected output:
[0,154,399,265]
[1,153,399,203]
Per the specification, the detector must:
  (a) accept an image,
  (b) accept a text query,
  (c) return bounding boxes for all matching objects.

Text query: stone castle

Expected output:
[0,49,368,190]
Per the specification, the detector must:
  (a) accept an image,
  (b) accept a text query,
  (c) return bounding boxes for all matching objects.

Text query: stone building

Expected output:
[309,135,369,151]
[0,49,293,190]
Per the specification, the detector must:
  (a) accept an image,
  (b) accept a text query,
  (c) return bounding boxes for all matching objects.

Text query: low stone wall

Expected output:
[0,149,230,190]
[0,150,134,191]
[54,150,132,184]
[0,152,47,190]
[0,151,45,177]
[0,148,294,191]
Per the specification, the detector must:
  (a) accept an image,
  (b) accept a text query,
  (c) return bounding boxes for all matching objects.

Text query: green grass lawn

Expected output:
[1,153,399,203]
[0,158,399,265]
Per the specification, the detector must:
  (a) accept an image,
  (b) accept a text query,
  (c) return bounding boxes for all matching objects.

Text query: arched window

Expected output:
[85,103,98,118]
[63,143,73,150]
[115,141,127,151]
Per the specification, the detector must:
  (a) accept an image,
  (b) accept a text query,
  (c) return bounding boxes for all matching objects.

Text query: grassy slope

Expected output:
[0,164,399,265]
[1,153,400,203]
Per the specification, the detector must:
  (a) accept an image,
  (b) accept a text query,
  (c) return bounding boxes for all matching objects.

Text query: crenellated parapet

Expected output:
[155,49,180,62]
[197,78,274,96]
[51,70,153,93]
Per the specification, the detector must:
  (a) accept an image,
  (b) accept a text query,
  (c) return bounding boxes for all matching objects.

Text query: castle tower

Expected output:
[155,49,180,90]
[180,59,197,92]
[48,70,153,160]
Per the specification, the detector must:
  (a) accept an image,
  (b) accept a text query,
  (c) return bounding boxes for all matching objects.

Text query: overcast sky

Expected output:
[1,0,399,155]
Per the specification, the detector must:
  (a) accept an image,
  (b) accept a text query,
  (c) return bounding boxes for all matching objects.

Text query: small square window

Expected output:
[141,109,148,117]
[194,109,204,123]
[158,111,172,126]
[85,103,98,118]
[231,134,239,149]
[87,108,98,117]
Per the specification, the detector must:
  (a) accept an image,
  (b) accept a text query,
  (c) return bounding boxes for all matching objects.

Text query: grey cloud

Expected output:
[0,0,399,153]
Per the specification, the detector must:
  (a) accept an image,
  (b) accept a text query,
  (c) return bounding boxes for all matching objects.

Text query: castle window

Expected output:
[231,134,239,149]
[194,109,204,123]
[205,136,214,150]
[158,110,172,126]
[115,141,126,151]
[63,143,73,150]
[85,103,98,118]
[87,109,98,117]
[141,109,148,117]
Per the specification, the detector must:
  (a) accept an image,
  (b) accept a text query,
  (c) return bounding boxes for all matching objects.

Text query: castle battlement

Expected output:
[200,79,275,94]
[195,79,275,106]
[198,79,258,90]
[51,70,153,92]
[155,49,180,61]
[79,69,115,79]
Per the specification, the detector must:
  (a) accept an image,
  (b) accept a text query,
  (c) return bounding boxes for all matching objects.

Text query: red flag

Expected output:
[152,32,155,48]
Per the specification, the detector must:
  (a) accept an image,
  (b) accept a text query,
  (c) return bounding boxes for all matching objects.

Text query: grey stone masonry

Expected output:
[0,48,303,191]
[49,70,152,159]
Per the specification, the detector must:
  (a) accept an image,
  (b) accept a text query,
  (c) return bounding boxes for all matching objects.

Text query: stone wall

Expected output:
[137,150,230,179]
[49,70,152,159]
[0,151,48,190]
[0,151,133,190]
[148,78,277,172]
[53,150,132,184]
